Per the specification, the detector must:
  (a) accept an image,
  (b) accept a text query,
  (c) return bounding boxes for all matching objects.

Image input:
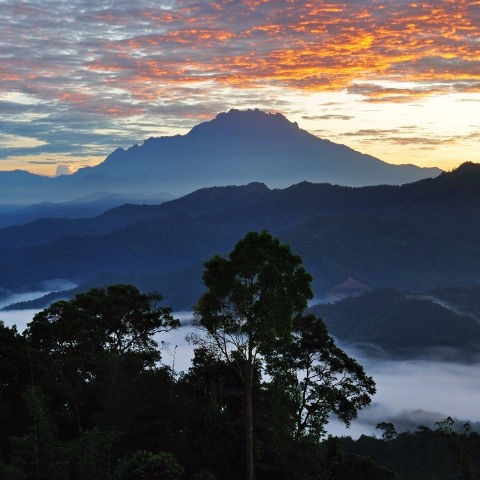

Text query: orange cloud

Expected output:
[2,0,480,117]
[84,0,479,100]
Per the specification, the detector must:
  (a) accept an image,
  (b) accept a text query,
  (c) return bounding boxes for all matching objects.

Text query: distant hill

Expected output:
[0,162,479,311]
[0,109,441,204]
[311,288,480,359]
[0,192,173,228]
[428,286,480,320]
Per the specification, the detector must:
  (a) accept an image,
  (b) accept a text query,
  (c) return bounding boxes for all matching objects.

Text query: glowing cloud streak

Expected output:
[0,0,479,173]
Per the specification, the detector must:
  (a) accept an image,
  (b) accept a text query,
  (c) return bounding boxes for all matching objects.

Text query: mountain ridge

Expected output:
[311,288,480,359]
[0,109,442,204]
[0,163,478,308]
[93,109,441,189]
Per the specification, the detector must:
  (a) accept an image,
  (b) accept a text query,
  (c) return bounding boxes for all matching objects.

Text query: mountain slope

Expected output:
[0,163,478,309]
[0,109,441,204]
[81,109,441,192]
[311,288,480,358]
[0,192,174,228]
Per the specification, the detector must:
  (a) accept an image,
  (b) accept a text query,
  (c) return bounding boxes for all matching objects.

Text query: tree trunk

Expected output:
[245,363,254,480]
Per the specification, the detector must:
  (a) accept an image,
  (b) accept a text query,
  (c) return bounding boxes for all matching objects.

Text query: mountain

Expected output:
[311,288,480,359]
[0,109,441,204]
[429,286,480,319]
[80,109,441,192]
[0,170,52,204]
[0,162,478,310]
[0,192,174,228]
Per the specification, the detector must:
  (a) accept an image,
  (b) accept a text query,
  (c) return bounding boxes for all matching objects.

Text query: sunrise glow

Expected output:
[1,0,479,175]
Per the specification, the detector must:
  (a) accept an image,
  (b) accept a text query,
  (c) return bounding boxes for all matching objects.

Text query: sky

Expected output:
[1,0,480,176]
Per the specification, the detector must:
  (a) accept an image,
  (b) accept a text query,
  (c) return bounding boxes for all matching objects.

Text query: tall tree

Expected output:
[267,314,376,441]
[0,322,30,457]
[194,231,313,480]
[24,284,179,434]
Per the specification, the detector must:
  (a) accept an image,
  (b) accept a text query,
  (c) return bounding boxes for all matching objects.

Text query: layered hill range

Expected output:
[0,109,440,206]
[0,162,479,314]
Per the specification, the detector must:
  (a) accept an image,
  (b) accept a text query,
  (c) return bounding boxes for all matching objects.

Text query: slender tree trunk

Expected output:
[34,408,40,480]
[245,362,254,480]
[28,355,41,480]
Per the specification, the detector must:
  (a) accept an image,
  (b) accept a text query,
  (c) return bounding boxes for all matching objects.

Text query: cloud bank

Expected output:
[1,1,479,173]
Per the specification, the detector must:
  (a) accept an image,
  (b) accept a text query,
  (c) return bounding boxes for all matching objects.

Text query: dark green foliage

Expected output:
[376,422,398,441]
[340,422,480,480]
[255,435,325,480]
[3,267,465,479]
[113,450,184,480]
[0,460,27,480]
[26,284,178,363]
[323,436,395,480]
[195,232,376,480]
[23,285,179,435]
[190,472,217,480]
[312,288,480,357]
[175,347,244,480]
[0,321,30,456]
[195,231,314,480]
[0,285,182,479]
[8,386,66,480]
[65,427,119,480]
[196,230,313,359]
[435,417,475,480]
[267,314,376,440]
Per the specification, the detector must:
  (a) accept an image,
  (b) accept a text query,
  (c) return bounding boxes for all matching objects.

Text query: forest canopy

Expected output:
[0,232,473,479]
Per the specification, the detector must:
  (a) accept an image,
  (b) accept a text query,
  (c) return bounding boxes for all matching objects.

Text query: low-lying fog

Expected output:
[2,293,479,439]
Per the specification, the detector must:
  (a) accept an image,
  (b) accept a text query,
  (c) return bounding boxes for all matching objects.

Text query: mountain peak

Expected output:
[448,161,480,177]
[0,109,444,203]
[435,162,480,187]
[216,108,297,126]
[79,108,443,194]
[405,161,480,203]
[187,108,300,137]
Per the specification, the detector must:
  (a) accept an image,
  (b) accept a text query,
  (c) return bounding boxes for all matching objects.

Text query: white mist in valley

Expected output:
[327,348,480,437]
[0,291,51,310]
[0,282,76,331]
[2,300,480,439]
[0,291,55,331]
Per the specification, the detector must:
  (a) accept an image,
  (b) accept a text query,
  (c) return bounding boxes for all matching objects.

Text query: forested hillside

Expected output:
[0,234,385,480]
[312,288,480,359]
[1,163,480,311]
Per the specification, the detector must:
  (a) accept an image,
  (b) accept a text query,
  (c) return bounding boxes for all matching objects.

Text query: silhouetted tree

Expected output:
[24,284,179,436]
[113,450,184,480]
[376,422,397,441]
[268,314,376,441]
[0,322,30,456]
[194,231,313,480]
